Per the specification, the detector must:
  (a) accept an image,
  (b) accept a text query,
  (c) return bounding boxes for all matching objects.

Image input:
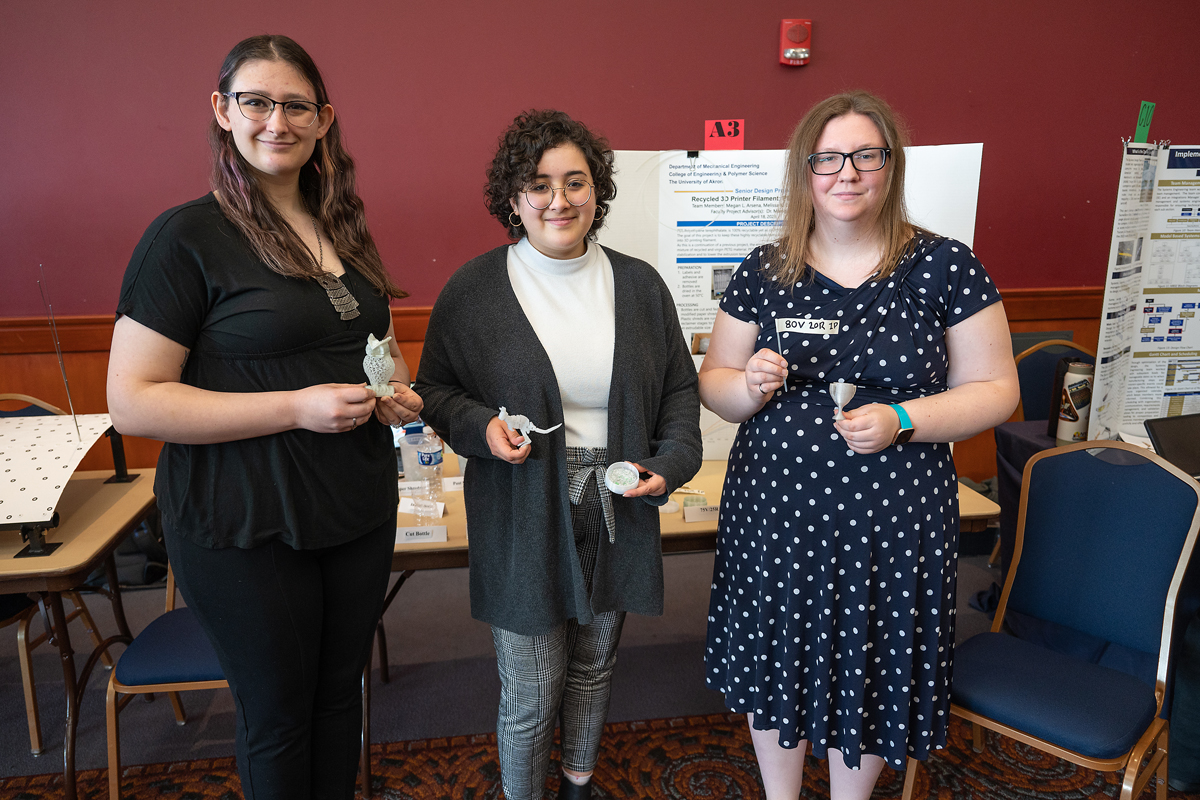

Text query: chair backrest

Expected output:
[0,393,66,417]
[1013,339,1096,422]
[999,442,1200,683]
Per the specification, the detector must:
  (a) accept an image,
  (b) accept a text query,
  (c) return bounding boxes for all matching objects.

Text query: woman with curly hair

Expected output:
[107,35,422,799]
[415,109,702,800]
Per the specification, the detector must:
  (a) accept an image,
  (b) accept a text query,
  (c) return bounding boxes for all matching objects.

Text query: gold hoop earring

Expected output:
[508,211,523,227]
[594,206,605,221]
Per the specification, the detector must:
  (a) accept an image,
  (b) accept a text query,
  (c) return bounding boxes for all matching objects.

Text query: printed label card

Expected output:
[395,526,448,544]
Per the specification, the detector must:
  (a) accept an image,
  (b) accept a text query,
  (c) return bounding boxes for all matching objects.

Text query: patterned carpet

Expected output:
[3,713,1199,799]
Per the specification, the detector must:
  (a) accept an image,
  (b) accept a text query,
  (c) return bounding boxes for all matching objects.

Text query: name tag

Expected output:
[399,496,445,518]
[401,477,463,495]
[683,505,720,523]
[395,525,448,544]
[775,317,840,335]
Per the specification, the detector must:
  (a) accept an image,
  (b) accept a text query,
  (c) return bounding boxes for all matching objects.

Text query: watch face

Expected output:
[894,427,915,445]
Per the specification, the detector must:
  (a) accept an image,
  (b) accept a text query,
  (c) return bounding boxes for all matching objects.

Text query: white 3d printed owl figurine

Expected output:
[499,406,562,447]
[363,334,396,397]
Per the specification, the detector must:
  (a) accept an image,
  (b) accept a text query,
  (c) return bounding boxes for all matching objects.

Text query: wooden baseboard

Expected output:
[1000,286,1103,322]
[0,307,436,355]
[0,287,1105,475]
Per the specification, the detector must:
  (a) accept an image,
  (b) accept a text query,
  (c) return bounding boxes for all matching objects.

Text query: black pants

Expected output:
[165,519,395,800]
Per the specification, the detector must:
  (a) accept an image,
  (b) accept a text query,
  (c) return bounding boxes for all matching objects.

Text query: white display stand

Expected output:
[0,413,127,556]
[0,413,113,525]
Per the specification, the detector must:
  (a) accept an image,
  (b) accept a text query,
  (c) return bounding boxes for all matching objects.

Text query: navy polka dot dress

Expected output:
[705,236,1000,768]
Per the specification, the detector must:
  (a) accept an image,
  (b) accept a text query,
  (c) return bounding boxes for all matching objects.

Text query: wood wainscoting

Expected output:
[0,309,432,472]
[1,287,1102,478]
[953,286,1103,480]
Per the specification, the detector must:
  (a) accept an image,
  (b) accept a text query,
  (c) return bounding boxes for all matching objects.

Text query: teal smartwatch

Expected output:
[889,404,914,446]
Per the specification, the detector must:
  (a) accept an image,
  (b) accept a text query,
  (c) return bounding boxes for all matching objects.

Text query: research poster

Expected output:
[655,151,787,344]
[1090,143,1200,441]
[600,145,983,458]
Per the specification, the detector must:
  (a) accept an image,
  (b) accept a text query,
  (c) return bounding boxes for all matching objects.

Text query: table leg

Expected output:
[47,591,79,800]
[374,570,414,685]
[104,554,133,639]
[380,569,416,616]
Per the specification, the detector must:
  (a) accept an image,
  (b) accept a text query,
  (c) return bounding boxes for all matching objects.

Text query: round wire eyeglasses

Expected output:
[522,180,594,210]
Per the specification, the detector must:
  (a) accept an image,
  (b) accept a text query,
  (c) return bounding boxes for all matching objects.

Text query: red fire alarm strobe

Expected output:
[780,19,812,66]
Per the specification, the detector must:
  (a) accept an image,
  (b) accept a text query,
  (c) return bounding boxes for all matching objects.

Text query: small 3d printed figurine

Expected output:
[363,334,396,397]
[828,381,857,421]
[499,406,562,447]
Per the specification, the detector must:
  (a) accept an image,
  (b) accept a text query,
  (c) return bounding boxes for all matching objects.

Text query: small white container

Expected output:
[605,461,640,494]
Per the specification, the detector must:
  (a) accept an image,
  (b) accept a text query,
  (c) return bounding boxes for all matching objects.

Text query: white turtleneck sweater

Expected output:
[506,237,615,448]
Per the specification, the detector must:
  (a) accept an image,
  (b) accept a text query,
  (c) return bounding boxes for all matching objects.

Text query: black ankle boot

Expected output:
[557,775,593,800]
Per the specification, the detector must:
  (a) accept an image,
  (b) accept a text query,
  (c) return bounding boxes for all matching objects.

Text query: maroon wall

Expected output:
[2,0,1198,316]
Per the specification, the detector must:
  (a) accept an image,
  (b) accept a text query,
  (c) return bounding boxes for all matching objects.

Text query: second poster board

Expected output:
[1090,142,1200,443]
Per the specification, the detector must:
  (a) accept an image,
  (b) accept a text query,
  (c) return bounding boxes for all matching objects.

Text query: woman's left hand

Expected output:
[835,404,900,454]
[622,462,666,498]
[374,381,424,427]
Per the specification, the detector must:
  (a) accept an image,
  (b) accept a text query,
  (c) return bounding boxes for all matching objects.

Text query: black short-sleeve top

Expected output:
[116,194,398,550]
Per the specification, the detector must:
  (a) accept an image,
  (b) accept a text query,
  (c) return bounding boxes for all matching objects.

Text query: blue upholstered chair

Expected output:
[0,393,67,418]
[105,566,226,799]
[904,441,1200,800]
[105,567,375,798]
[987,341,1098,566]
[1013,339,1096,422]
[0,393,113,755]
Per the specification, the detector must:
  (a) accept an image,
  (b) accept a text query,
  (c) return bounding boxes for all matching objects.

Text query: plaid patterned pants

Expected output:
[491,447,628,800]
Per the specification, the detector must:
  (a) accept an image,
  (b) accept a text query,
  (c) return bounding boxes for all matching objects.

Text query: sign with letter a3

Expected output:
[705,119,745,150]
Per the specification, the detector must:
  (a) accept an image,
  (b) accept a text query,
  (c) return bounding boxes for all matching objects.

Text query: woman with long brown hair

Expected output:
[107,35,421,799]
[700,91,1017,799]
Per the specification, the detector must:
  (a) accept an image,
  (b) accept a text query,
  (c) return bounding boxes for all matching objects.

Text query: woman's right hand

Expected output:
[744,348,789,398]
[292,383,378,433]
[699,311,791,424]
[109,317,392,442]
[486,415,530,464]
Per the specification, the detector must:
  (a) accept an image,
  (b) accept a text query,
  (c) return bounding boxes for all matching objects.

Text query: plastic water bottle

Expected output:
[414,427,444,526]
[392,424,407,476]
[395,421,426,478]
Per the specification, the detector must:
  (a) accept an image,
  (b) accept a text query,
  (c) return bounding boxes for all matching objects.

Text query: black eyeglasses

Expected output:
[807,148,891,175]
[221,91,324,127]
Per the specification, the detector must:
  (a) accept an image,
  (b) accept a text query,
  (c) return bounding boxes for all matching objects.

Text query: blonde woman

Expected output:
[700,91,1018,800]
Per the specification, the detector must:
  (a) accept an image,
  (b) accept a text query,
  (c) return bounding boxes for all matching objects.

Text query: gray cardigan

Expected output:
[415,244,702,635]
